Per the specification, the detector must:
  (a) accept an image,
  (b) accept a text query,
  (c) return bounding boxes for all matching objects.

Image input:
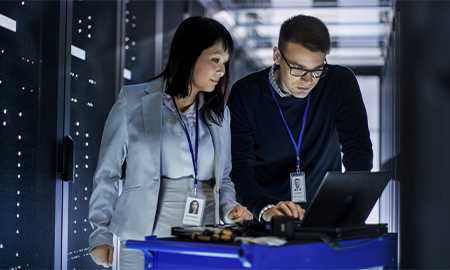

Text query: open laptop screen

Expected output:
[301,171,391,227]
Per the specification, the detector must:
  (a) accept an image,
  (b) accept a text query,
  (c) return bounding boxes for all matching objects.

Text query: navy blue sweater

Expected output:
[228,66,373,216]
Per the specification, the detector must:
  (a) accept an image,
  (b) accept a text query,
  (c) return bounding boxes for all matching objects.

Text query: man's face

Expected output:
[192,201,198,211]
[273,42,326,98]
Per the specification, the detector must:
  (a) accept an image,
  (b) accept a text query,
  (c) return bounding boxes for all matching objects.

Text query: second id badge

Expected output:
[290,171,306,203]
[182,196,205,226]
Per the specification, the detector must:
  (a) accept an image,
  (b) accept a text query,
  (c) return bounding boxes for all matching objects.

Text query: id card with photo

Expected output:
[182,196,205,226]
[290,171,306,203]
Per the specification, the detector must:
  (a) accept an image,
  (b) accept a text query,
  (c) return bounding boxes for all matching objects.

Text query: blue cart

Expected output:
[126,233,397,269]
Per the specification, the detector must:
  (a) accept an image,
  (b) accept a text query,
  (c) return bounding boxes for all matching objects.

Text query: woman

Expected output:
[88,16,253,269]
[189,200,200,215]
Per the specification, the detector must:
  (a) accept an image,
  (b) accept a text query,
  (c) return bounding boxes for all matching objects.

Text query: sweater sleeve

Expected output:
[335,68,373,171]
[228,80,280,216]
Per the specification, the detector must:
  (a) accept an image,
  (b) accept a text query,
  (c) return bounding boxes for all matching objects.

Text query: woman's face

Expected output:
[191,41,230,93]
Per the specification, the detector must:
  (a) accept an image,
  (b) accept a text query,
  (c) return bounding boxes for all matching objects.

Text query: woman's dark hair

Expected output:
[278,15,330,54]
[159,16,234,125]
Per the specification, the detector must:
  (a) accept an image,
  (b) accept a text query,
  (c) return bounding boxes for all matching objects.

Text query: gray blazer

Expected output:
[88,78,238,250]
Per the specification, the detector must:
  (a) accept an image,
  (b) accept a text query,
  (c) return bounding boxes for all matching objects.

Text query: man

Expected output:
[294,178,301,192]
[228,15,373,222]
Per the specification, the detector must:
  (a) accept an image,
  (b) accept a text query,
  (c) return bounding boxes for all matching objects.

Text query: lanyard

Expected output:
[172,96,200,194]
[269,84,311,172]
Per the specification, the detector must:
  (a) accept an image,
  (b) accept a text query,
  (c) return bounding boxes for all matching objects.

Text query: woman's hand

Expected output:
[228,205,253,223]
[90,244,114,268]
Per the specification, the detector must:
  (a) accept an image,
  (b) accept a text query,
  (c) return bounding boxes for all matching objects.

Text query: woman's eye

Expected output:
[212,58,220,63]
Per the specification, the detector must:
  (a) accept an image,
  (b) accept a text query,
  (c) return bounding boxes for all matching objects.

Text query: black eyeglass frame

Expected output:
[279,51,328,79]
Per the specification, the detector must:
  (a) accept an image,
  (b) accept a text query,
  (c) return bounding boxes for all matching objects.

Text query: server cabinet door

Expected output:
[64,1,122,269]
[123,0,156,85]
[0,1,60,269]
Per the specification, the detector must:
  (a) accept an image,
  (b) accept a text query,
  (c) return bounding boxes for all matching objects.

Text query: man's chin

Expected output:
[291,91,311,98]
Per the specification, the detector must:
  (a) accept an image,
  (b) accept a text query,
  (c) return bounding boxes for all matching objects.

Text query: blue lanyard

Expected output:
[269,84,311,172]
[172,96,200,190]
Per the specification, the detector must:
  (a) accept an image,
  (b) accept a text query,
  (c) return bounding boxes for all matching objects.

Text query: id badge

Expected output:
[182,196,206,226]
[290,171,306,203]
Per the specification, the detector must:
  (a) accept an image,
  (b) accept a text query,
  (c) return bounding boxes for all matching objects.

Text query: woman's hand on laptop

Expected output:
[262,201,305,221]
[228,205,254,223]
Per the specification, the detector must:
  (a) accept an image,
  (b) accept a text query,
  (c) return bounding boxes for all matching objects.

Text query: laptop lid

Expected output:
[300,171,391,227]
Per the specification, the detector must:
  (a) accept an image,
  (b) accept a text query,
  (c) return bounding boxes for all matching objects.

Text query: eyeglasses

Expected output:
[279,51,328,79]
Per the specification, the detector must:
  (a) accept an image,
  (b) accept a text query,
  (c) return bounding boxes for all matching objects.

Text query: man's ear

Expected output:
[273,47,281,65]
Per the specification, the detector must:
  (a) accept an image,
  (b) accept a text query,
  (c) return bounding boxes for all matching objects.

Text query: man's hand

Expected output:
[90,244,114,268]
[262,201,305,221]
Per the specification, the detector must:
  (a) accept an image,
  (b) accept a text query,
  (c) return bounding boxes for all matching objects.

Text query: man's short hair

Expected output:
[278,14,330,54]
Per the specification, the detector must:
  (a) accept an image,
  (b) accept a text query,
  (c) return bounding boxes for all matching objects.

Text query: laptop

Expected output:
[271,171,391,240]
[300,171,391,227]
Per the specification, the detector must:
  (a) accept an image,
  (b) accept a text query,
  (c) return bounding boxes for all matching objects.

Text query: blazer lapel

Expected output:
[141,90,162,176]
[209,122,223,185]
